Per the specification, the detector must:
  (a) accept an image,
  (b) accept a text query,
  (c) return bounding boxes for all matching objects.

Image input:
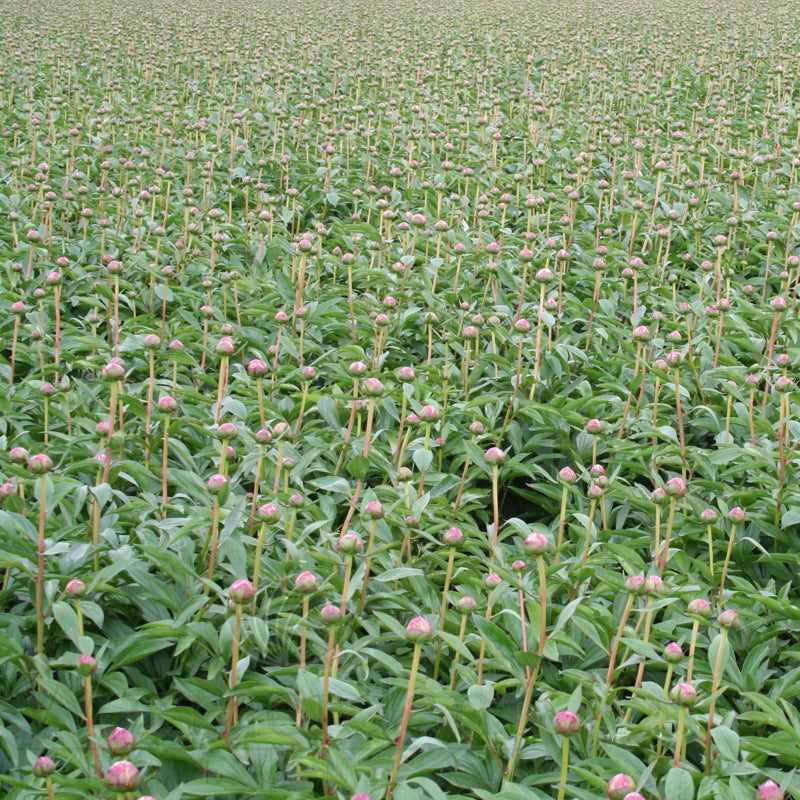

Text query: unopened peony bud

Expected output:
[105,760,140,791]
[405,616,434,642]
[295,571,319,593]
[607,774,636,800]
[107,726,136,756]
[229,579,255,604]
[33,756,55,777]
[671,682,699,706]
[757,780,784,800]
[65,579,86,597]
[554,710,580,735]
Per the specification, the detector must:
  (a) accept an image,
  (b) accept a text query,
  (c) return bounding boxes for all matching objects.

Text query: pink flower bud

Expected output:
[586,418,604,435]
[247,358,268,377]
[216,422,238,440]
[229,579,254,604]
[558,466,578,484]
[587,483,604,499]
[65,579,86,598]
[700,508,718,524]
[665,476,687,497]
[485,572,502,589]
[484,447,506,465]
[396,466,413,482]
[728,507,745,523]
[257,503,281,523]
[419,404,441,422]
[553,709,580,735]
[774,376,793,393]
[77,654,97,676]
[320,604,343,624]
[349,361,368,376]
[105,760,140,791]
[757,780,784,800]
[363,500,385,518]
[295,571,319,593]
[607,774,636,800]
[362,377,385,397]
[101,360,126,381]
[687,598,712,618]
[28,453,54,474]
[107,726,136,756]
[33,756,55,777]
[625,575,646,595]
[216,336,235,356]
[206,474,228,495]
[338,533,362,555]
[430,521,463,547]
[671,682,699,706]
[664,642,684,663]
[405,616,434,642]
[455,596,476,615]
[719,609,740,629]
[522,531,550,555]
[157,396,177,413]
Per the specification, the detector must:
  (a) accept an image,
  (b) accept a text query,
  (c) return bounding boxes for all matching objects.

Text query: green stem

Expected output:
[433,547,456,680]
[579,498,598,571]
[36,474,47,656]
[704,628,729,773]
[84,675,103,777]
[251,521,269,613]
[557,735,570,800]
[223,604,243,741]
[673,705,686,767]
[718,523,738,606]
[503,661,541,785]
[658,497,677,573]
[555,484,569,564]
[490,464,500,556]
[388,642,423,794]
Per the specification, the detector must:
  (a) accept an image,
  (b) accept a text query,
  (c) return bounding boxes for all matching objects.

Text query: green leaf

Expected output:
[347,455,370,479]
[181,779,260,796]
[711,726,740,761]
[52,601,82,649]
[467,684,494,710]
[665,767,695,800]
[413,447,433,473]
[234,725,307,747]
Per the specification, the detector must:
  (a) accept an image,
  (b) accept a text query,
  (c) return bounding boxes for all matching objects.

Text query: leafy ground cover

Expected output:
[1,0,799,798]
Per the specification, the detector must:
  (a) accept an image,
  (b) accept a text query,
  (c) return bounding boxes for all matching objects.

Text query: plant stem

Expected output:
[84,675,103,777]
[223,603,243,741]
[433,546,456,681]
[388,641,423,795]
[36,474,47,656]
[658,496,678,573]
[555,484,569,564]
[673,706,687,767]
[503,661,541,785]
[704,627,730,773]
[557,735,570,800]
[717,523,738,606]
